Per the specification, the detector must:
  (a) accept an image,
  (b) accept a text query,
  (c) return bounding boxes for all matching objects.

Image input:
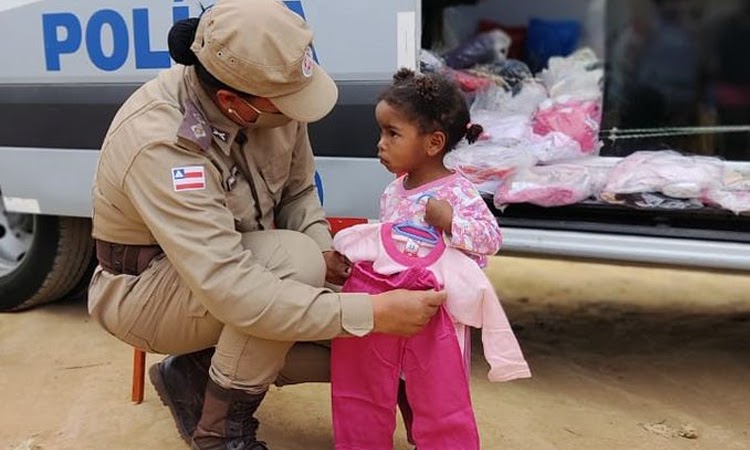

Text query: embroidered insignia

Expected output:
[212,128,228,142]
[172,166,206,191]
[177,101,212,151]
[302,46,314,78]
[191,124,207,139]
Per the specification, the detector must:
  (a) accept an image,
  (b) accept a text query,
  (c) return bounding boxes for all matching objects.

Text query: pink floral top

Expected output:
[379,172,503,267]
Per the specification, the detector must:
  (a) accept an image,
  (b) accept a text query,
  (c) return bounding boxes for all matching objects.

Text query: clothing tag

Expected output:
[404,238,420,256]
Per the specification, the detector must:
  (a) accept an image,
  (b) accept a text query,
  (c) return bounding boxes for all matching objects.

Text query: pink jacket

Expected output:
[334,222,531,382]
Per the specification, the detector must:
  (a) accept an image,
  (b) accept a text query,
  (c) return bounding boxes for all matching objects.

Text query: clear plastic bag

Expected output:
[420,49,446,73]
[602,151,725,199]
[526,131,585,163]
[444,141,538,194]
[494,158,610,207]
[469,111,532,145]
[540,48,603,101]
[444,29,511,70]
[703,190,750,215]
[471,82,548,122]
[532,99,602,153]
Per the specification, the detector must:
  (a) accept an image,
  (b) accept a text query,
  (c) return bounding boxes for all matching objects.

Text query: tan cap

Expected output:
[191,0,338,122]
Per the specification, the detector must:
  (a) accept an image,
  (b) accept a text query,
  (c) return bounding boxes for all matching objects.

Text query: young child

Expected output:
[376,68,502,267]
[330,69,529,450]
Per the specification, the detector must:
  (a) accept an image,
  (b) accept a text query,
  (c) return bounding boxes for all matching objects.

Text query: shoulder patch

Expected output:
[172,166,206,192]
[177,101,212,151]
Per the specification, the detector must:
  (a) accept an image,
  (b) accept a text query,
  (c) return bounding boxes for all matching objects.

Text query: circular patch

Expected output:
[302,46,314,78]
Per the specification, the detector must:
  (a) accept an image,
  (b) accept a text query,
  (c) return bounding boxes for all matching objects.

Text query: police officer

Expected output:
[88,1,445,449]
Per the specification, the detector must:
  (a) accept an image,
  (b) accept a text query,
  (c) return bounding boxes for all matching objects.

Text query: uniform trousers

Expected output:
[89,230,331,393]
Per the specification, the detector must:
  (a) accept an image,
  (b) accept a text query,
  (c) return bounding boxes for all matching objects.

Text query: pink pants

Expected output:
[332,262,480,450]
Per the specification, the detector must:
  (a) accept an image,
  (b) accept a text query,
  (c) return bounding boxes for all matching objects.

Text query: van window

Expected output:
[604,0,750,161]
[424,0,750,162]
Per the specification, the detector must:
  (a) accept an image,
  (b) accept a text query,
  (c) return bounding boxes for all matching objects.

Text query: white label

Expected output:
[2,196,41,214]
[396,11,416,71]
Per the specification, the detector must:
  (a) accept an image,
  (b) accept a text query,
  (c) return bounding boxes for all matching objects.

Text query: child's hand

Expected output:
[424,198,453,233]
[323,250,352,285]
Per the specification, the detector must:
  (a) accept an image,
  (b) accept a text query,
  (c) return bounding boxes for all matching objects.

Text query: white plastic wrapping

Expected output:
[444,141,538,194]
[602,151,725,199]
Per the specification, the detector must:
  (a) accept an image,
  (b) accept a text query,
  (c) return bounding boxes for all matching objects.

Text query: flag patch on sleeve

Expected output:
[172,166,206,191]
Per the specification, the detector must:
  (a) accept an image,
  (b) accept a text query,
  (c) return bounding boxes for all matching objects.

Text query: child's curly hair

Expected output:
[378,68,483,152]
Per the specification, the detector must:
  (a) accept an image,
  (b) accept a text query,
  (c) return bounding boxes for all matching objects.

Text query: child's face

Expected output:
[375,100,430,174]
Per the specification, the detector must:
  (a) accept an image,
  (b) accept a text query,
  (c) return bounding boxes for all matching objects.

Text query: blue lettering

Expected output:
[283,1,305,19]
[42,13,82,71]
[172,4,190,23]
[314,170,324,205]
[44,1,302,73]
[86,10,129,71]
[133,9,169,69]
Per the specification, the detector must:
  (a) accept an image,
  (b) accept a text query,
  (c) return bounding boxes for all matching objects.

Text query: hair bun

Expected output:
[415,76,438,102]
[168,18,200,66]
[466,123,484,144]
[393,67,416,84]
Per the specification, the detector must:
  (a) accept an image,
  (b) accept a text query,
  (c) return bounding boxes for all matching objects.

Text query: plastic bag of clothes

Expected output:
[420,49,446,73]
[469,112,531,145]
[444,68,493,93]
[532,98,602,154]
[471,82,548,122]
[494,161,609,208]
[703,190,750,215]
[601,151,725,201]
[540,48,603,101]
[444,141,538,194]
[526,130,586,163]
[444,29,511,70]
[703,168,750,214]
[470,59,533,94]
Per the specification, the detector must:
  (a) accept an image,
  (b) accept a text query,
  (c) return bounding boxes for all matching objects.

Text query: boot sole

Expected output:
[148,362,193,444]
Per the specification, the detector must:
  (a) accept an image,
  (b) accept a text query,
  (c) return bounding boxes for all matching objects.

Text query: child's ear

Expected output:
[425,131,447,157]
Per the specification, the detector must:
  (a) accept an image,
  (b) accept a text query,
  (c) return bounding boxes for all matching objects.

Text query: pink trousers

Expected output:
[332,262,480,450]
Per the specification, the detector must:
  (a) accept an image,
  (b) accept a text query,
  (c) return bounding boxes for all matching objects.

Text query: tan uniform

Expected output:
[88,65,372,391]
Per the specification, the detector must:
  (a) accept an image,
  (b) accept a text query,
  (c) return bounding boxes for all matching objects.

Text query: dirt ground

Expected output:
[1,256,749,450]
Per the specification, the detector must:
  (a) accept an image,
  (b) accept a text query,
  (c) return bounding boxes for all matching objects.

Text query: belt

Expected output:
[95,239,163,276]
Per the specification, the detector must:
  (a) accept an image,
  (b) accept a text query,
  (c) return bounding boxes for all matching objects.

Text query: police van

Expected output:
[1,0,749,311]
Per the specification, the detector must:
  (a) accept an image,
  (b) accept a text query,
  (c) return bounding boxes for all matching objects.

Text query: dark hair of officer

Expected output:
[378,68,483,153]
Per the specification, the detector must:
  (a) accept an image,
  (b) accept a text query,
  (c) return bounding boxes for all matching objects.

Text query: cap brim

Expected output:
[269,63,338,123]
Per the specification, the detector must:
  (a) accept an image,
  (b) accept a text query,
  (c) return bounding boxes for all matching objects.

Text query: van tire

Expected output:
[0,216,94,312]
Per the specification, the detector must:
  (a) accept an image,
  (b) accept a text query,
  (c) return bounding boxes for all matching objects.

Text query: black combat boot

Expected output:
[191,379,269,450]
[149,347,214,442]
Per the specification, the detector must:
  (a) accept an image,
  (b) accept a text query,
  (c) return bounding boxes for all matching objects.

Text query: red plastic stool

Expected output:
[132,348,146,404]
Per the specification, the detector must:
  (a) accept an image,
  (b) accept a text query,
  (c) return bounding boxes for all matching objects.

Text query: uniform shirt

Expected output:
[91,65,372,339]
[379,172,503,267]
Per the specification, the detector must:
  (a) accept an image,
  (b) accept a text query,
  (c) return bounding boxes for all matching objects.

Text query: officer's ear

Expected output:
[215,89,240,111]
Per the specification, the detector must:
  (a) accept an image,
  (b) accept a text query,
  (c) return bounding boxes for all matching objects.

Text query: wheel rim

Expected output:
[0,200,34,277]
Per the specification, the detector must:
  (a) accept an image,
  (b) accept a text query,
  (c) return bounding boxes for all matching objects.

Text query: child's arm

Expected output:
[425,183,502,256]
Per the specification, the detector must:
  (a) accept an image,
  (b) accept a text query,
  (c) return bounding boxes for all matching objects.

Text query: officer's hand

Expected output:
[322,250,352,285]
[371,289,446,337]
[424,198,453,233]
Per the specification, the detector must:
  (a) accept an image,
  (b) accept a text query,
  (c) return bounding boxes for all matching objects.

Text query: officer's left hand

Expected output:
[322,250,352,285]
[424,198,453,232]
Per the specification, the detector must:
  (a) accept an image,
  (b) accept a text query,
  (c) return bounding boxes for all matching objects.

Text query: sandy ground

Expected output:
[1,256,749,450]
